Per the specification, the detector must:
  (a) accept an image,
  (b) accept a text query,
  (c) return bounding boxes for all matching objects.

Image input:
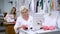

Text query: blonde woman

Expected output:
[14,6,35,34]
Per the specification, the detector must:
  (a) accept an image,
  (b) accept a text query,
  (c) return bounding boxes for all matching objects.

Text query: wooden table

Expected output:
[3,22,15,34]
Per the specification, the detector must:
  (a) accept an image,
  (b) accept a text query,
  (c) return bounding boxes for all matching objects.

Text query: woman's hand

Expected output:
[17,25,28,30]
[21,25,28,30]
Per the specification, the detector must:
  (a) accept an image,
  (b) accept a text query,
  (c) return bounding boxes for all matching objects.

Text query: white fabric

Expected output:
[4,14,14,22]
[57,12,60,28]
[14,15,34,34]
[54,11,60,28]
[29,0,34,13]
[57,16,60,28]
[43,14,57,26]
[19,30,36,34]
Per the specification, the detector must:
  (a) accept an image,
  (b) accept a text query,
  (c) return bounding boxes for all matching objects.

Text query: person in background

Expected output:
[10,7,16,21]
[14,6,35,34]
[4,7,16,22]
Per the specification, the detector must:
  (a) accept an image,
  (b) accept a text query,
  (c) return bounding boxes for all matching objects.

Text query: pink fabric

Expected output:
[48,26,55,30]
[42,26,55,31]
[43,26,49,31]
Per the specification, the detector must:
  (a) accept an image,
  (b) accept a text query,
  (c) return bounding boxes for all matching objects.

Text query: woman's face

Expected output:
[21,9,28,17]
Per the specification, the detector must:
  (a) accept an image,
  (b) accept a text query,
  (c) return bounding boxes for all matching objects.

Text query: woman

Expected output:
[14,6,35,34]
[4,7,16,22]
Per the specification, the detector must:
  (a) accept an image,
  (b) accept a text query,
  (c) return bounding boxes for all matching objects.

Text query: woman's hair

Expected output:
[19,6,29,13]
[10,7,16,16]
[4,12,7,17]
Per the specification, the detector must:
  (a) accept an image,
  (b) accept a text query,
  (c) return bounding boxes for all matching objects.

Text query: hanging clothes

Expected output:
[52,0,54,11]
[36,0,39,13]
[16,0,31,17]
[29,0,34,13]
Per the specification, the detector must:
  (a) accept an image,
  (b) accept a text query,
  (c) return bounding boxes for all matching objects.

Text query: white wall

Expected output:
[16,0,32,17]
[0,0,58,14]
[0,0,4,13]
[0,0,15,13]
[4,0,15,13]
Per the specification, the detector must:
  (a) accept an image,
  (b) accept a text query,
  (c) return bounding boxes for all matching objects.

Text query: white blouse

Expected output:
[14,15,33,34]
[4,14,15,22]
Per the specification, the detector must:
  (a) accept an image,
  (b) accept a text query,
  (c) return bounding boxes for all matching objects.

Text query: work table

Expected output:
[3,22,15,34]
[20,28,60,34]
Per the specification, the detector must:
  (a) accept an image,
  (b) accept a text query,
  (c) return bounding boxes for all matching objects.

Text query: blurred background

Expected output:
[0,0,60,34]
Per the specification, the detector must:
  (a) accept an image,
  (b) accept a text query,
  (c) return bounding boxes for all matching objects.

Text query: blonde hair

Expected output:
[19,6,29,13]
[19,6,29,16]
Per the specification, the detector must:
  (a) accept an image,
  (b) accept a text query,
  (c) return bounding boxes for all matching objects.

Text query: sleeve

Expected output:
[14,17,21,34]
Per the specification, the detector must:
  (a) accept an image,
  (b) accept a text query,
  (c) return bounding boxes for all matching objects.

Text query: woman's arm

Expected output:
[14,17,21,34]
[4,14,9,21]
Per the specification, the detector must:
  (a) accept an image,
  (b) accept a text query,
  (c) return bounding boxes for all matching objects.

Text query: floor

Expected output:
[0,26,5,34]
[0,32,5,34]
[0,17,5,34]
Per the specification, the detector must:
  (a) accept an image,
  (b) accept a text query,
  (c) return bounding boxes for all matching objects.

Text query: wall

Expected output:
[0,0,58,15]
[16,0,34,16]
[4,0,15,13]
[0,0,4,13]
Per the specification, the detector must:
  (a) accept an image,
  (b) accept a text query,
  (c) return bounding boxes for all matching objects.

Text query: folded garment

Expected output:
[42,26,55,31]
